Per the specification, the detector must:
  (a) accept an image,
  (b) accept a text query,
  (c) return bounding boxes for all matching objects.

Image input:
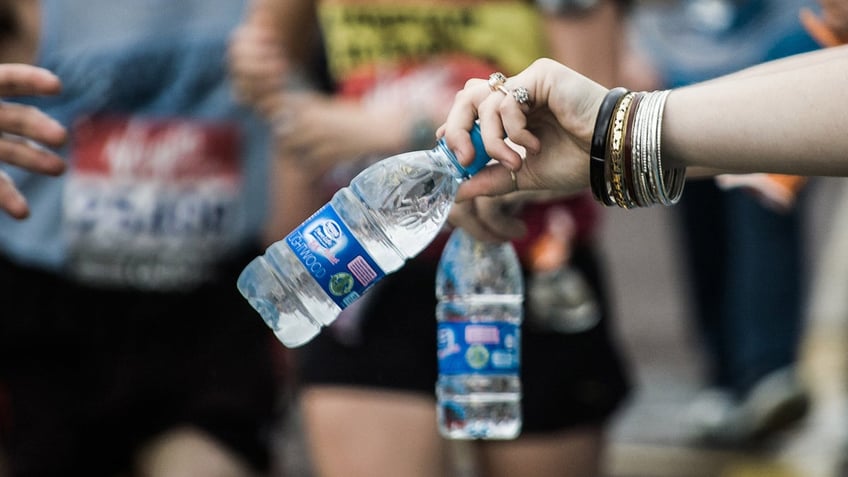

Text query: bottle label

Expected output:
[285,203,386,309]
[437,322,520,375]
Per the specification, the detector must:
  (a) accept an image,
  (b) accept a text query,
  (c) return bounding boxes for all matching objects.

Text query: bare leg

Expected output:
[475,426,606,477]
[300,386,449,477]
[134,426,258,477]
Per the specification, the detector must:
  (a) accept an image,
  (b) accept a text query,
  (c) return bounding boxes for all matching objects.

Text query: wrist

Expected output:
[589,88,686,208]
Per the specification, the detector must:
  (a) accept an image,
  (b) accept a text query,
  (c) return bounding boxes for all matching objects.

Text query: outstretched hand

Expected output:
[0,64,67,219]
[227,6,289,117]
[438,59,608,202]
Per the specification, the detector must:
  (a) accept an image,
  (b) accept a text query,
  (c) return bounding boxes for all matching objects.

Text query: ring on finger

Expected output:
[511,86,531,106]
[488,72,510,95]
[510,169,519,192]
[488,72,506,90]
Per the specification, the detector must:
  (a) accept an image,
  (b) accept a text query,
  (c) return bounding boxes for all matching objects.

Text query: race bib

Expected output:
[63,115,243,290]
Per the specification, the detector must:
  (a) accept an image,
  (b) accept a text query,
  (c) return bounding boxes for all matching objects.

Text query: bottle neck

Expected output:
[435,139,471,181]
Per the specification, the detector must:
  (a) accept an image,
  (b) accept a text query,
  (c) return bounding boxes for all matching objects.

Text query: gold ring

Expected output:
[510,169,518,192]
[488,72,507,91]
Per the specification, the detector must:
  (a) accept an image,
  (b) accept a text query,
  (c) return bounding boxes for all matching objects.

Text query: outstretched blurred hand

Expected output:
[0,64,67,219]
[227,4,289,117]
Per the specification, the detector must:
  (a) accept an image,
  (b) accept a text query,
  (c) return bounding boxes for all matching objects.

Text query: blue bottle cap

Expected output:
[464,122,492,176]
[440,122,492,179]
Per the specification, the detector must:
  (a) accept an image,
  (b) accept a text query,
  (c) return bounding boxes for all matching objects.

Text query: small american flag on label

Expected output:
[348,256,378,286]
[465,325,500,344]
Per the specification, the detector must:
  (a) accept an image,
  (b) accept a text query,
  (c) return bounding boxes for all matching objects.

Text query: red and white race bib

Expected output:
[63,115,243,290]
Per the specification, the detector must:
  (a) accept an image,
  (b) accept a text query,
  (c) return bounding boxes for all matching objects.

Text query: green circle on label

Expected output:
[329,272,355,296]
[465,345,490,370]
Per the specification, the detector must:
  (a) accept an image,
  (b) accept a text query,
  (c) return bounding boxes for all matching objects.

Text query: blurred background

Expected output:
[3,0,848,476]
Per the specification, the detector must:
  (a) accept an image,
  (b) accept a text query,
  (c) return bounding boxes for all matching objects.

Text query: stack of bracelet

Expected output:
[589,87,686,208]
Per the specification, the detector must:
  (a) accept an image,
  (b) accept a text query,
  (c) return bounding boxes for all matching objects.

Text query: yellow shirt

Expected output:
[318,0,548,83]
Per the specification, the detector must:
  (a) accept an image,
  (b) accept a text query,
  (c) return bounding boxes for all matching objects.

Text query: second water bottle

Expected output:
[435,227,524,439]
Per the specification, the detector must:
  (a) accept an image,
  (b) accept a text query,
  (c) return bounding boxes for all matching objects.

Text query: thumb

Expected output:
[455,164,518,202]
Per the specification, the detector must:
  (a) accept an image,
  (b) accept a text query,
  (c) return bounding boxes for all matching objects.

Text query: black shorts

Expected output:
[297,245,632,434]
[0,253,280,476]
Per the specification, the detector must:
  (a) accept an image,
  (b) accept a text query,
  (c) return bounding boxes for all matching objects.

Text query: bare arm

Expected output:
[441,46,848,201]
[663,45,848,176]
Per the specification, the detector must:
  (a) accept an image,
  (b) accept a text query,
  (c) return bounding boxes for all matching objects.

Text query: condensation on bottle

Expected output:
[435,227,524,440]
[237,124,492,347]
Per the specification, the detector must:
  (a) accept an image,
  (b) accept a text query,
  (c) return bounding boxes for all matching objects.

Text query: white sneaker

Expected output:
[684,367,809,446]
[682,387,739,444]
[735,366,809,442]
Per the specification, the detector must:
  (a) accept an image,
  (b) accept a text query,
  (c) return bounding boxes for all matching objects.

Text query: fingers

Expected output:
[447,197,527,243]
[441,75,545,174]
[800,8,844,47]
[0,101,67,148]
[227,20,287,107]
[448,203,504,243]
[473,196,527,241]
[480,77,542,159]
[441,78,524,172]
[439,78,487,167]
[496,79,542,157]
[0,170,29,219]
[0,134,67,176]
[455,163,520,202]
[0,66,67,180]
[0,64,62,98]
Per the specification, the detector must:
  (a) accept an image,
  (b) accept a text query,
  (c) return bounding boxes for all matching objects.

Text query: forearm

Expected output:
[702,43,847,83]
[663,46,848,176]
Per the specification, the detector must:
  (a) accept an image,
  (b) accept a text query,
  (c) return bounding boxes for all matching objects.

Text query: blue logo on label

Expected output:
[286,204,386,309]
[437,321,520,376]
[310,220,343,250]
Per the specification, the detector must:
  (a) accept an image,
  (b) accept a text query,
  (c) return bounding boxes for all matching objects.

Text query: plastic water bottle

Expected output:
[237,124,492,347]
[435,227,524,439]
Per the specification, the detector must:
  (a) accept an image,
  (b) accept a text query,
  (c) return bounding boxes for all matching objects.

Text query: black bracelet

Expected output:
[590,86,629,206]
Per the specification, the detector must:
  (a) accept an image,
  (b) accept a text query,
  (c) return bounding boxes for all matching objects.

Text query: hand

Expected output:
[820,0,848,40]
[438,58,608,201]
[227,8,289,116]
[0,64,67,219]
[274,92,409,172]
[800,0,848,47]
[447,194,527,243]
